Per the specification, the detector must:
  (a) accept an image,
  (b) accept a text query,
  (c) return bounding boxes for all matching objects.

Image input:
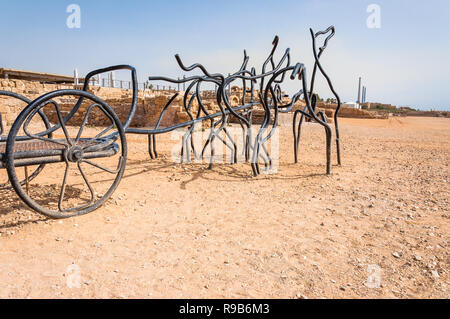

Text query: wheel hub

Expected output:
[67,146,83,162]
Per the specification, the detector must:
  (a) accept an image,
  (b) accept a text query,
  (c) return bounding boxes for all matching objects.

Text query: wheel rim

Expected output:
[5,90,127,218]
[0,91,50,189]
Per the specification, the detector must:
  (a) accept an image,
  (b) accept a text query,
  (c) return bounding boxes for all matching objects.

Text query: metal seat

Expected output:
[0,138,120,168]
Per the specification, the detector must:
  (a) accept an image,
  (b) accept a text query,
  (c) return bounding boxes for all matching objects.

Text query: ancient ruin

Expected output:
[0,26,343,218]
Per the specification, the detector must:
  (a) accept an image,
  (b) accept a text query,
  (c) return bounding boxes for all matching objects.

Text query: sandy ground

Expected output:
[0,116,448,299]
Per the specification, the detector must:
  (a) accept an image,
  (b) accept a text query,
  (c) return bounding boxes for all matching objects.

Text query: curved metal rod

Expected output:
[140,30,339,176]
[73,65,138,131]
[175,54,225,82]
[299,65,332,174]
[310,26,342,165]
[23,101,72,147]
[150,93,179,160]
[309,26,334,101]
[8,66,134,140]
[0,91,53,141]
[0,91,51,188]
[155,93,180,130]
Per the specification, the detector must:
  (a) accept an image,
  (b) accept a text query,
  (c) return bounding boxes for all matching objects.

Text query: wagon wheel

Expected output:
[5,90,127,219]
[0,91,52,189]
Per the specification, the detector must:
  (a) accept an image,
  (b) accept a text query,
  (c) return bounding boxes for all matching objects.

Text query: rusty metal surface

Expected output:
[0,140,64,154]
[0,138,101,155]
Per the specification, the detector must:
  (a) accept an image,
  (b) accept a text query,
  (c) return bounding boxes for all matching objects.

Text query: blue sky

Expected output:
[0,0,449,110]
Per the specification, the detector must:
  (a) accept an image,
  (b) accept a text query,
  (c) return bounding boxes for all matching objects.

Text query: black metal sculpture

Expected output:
[0,26,341,218]
[293,27,342,169]
[142,26,341,176]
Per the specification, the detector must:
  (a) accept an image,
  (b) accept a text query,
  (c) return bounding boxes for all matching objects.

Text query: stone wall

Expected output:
[0,79,389,133]
[0,79,188,128]
[317,102,389,119]
[0,79,72,125]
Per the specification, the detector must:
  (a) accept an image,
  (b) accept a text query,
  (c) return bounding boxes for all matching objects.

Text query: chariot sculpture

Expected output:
[0,26,341,218]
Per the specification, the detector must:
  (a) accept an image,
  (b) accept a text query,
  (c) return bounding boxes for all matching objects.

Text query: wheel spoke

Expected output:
[80,125,114,149]
[76,104,115,146]
[58,163,69,211]
[81,157,123,174]
[23,102,70,148]
[77,161,95,204]
[75,103,96,143]
[53,101,72,146]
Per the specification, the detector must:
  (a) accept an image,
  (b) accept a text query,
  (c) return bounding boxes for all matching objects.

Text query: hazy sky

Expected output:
[0,0,449,110]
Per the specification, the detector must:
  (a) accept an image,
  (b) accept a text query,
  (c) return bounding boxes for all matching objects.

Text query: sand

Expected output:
[0,116,448,298]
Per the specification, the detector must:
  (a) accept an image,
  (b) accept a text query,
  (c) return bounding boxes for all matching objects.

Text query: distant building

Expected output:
[343,101,361,109]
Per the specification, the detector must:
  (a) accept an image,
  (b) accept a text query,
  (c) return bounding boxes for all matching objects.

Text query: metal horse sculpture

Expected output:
[0,26,341,219]
[143,26,342,176]
[293,27,341,170]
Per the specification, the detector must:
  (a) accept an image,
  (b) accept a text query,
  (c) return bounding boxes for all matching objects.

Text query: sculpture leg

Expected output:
[208,135,216,170]
[152,134,158,158]
[238,119,247,160]
[189,126,199,161]
[148,134,155,159]
[201,120,215,159]
[260,142,272,170]
[180,136,185,164]
[319,112,332,175]
[334,113,341,165]
[223,127,237,164]
[293,110,305,164]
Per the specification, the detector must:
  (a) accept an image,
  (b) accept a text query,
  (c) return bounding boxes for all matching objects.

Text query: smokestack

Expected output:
[361,86,366,103]
[357,77,362,105]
